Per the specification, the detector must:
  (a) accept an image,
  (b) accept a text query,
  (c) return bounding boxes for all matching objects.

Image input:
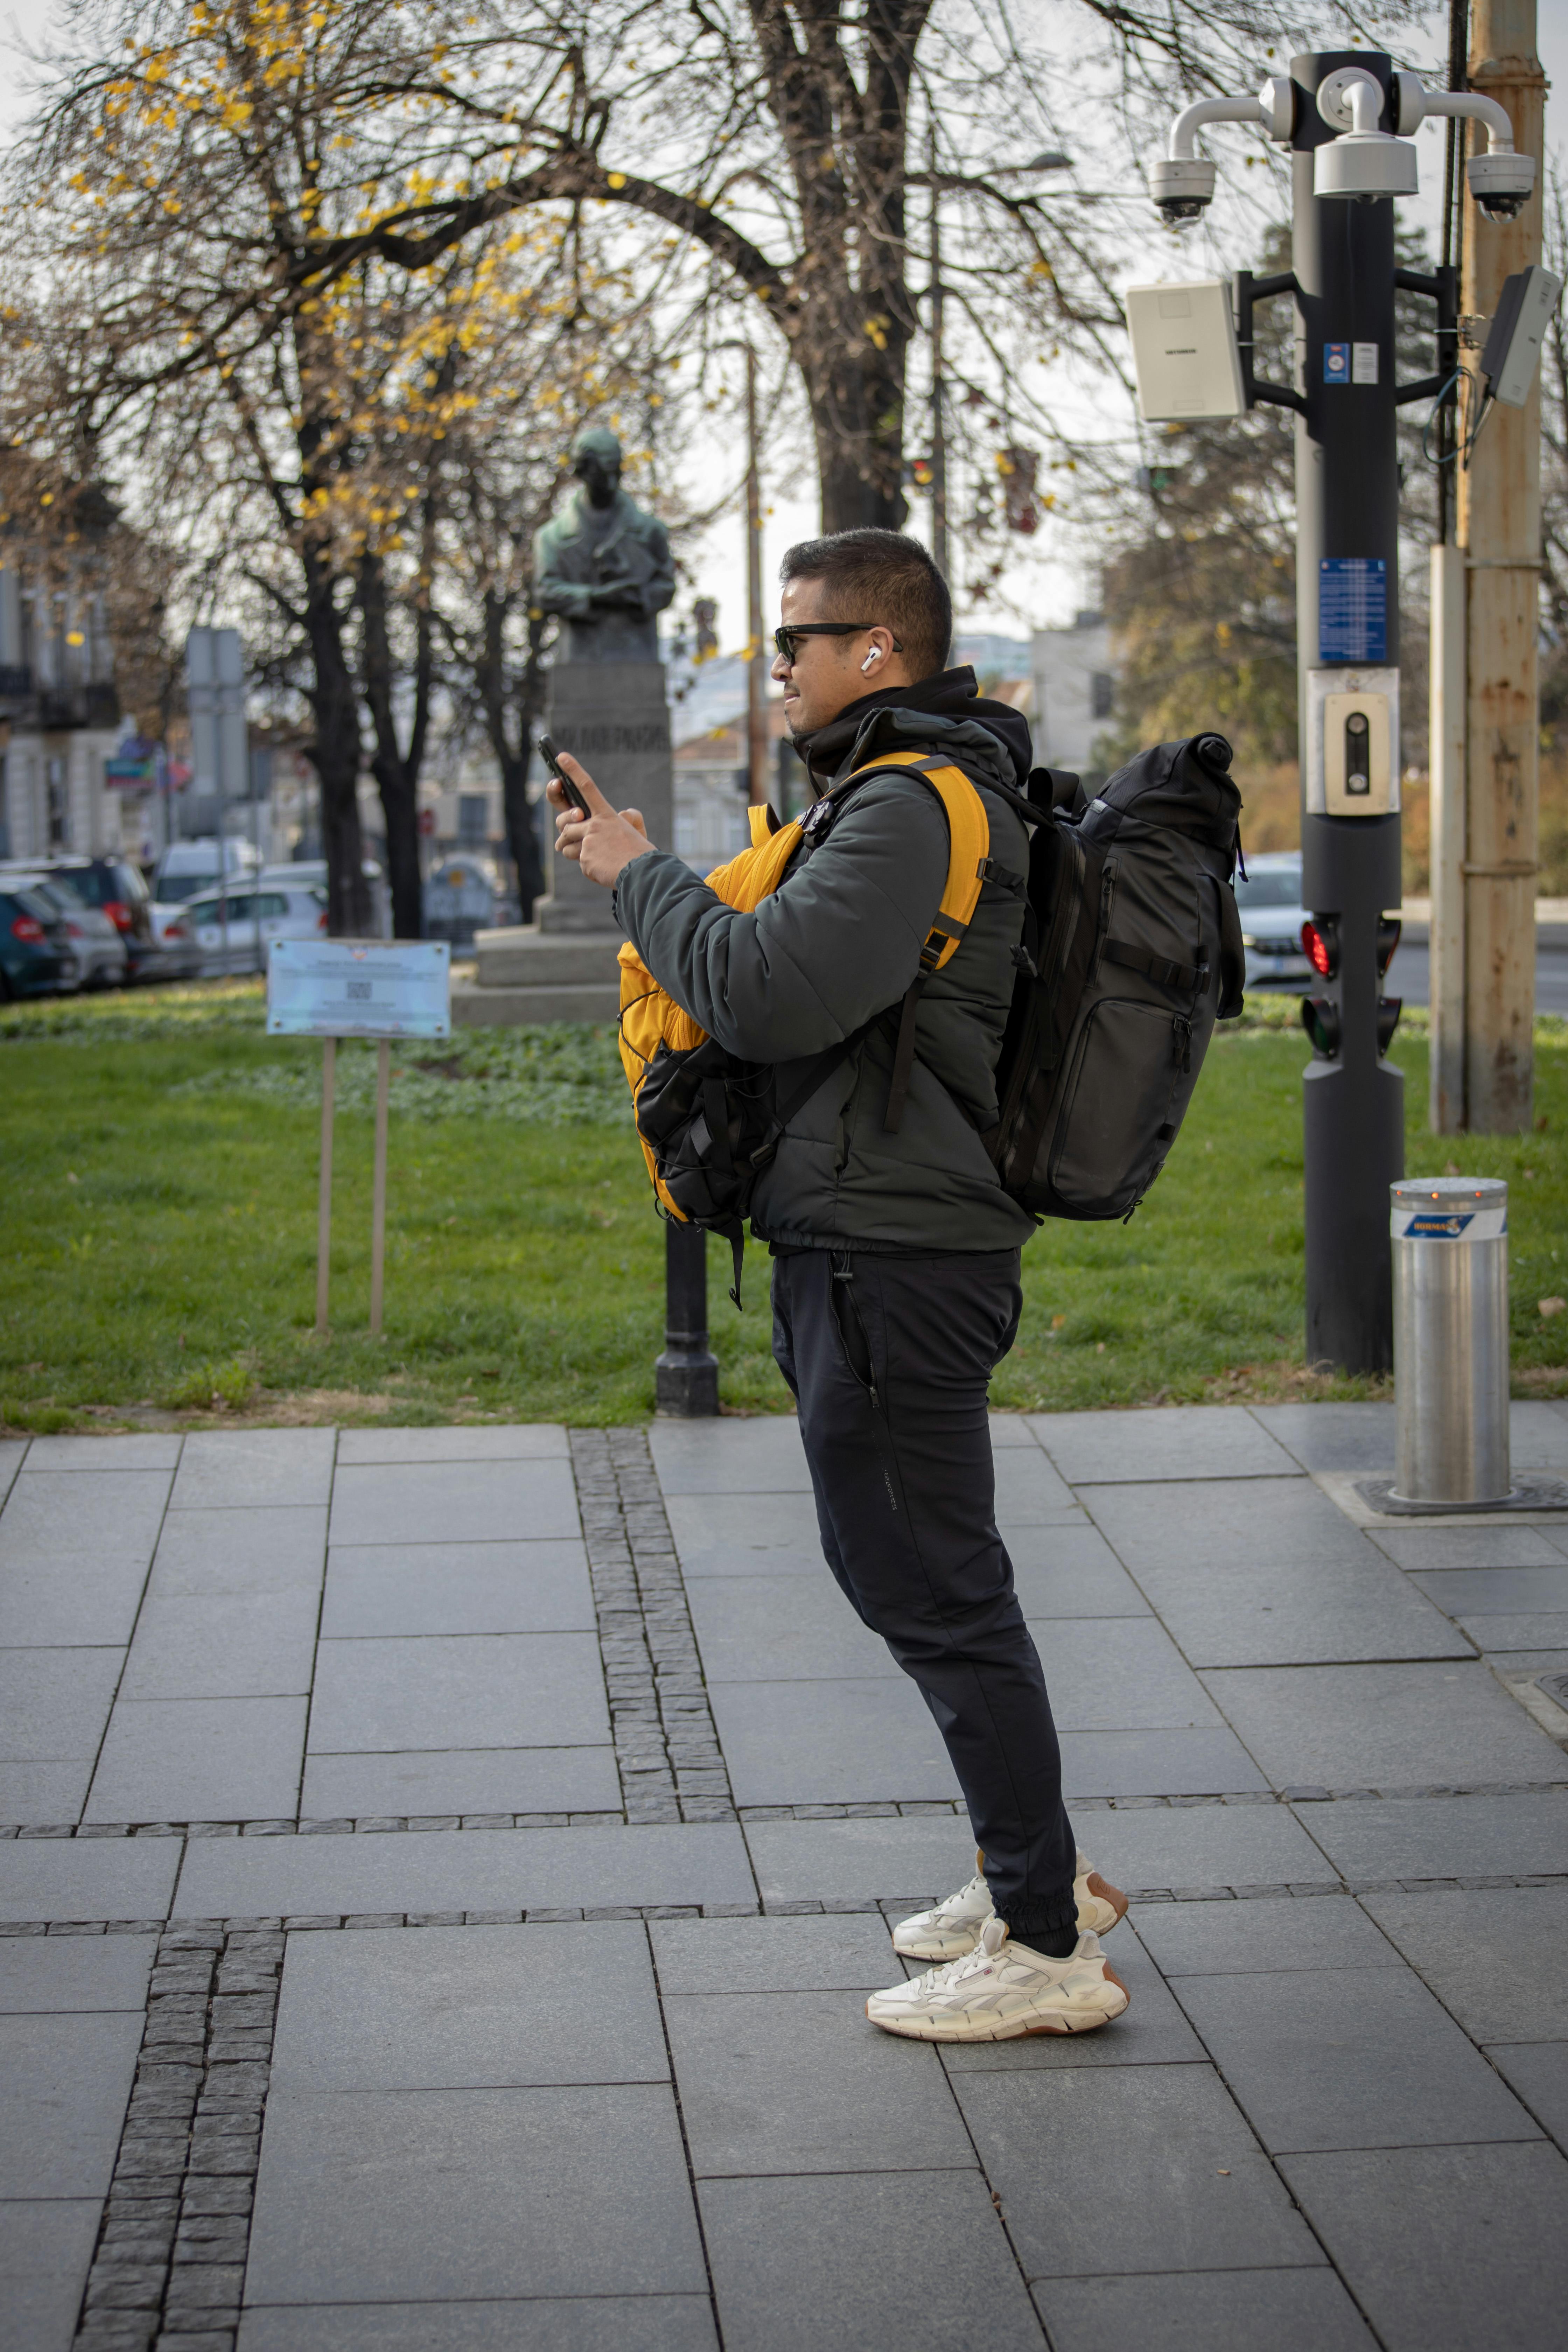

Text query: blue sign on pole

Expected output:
[1324,343,1351,384]
[1319,559,1387,663]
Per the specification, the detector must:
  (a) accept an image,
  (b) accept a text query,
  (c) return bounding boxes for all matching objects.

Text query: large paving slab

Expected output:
[20,1434,181,1471]
[174,1822,756,1918]
[0,1467,172,1563]
[1168,1965,1539,2153]
[86,1695,308,1822]
[335,1424,570,1463]
[1198,1662,1568,1789]
[665,1986,975,2176]
[0,2008,143,2196]
[1084,1483,1469,1667]
[119,1589,321,1701]
[686,1574,898,1682]
[1032,2267,1376,2352]
[246,2081,707,2304]
[0,1836,180,1923]
[1485,2044,1568,2154]
[0,1647,124,1787]
[320,1541,594,1637]
[1298,1788,1568,1880]
[649,1912,899,1995]
[1356,1885,1568,2043]
[665,1490,833,1577]
[1132,1894,1404,1978]
[649,1416,812,1494]
[327,1460,579,1548]
[271,1920,668,2091]
[237,2300,720,2351]
[0,1553,150,1650]
[0,2197,105,2352]
[308,1633,607,1754]
[698,2171,1044,2352]
[1058,1729,1269,1798]
[955,2062,1323,2279]
[1279,2142,1568,2352]
[0,1933,156,2014]
[710,1679,960,1806]
[1250,1404,1397,1471]
[300,1744,621,1819]
[147,1505,328,1597]
[169,1426,337,1510]
[1028,1407,1301,1484]
[1008,1528,1153,1617]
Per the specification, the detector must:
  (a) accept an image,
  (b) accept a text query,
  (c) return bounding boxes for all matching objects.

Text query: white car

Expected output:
[1236,851,1311,986]
[183,882,327,975]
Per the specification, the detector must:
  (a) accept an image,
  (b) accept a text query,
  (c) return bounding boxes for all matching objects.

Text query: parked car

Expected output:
[258,860,391,938]
[0,885,80,999]
[1,854,175,983]
[1235,851,1311,986]
[150,836,261,905]
[144,899,204,981]
[182,881,328,974]
[0,869,128,990]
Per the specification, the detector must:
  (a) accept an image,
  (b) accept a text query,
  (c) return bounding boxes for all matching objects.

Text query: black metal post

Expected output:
[1292,50,1406,1374]
[656,1221,720,1415]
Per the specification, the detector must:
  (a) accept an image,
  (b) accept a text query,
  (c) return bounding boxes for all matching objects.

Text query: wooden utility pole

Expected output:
[1451,0,1546,1131]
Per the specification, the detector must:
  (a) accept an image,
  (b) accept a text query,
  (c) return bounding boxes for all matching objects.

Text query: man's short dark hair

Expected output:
[779,528,952,680]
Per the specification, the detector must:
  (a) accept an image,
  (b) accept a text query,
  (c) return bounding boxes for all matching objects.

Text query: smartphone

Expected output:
[537,733,590,816]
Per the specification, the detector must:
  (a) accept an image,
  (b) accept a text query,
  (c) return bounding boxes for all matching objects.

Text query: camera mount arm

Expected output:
[1234,270,1307,416]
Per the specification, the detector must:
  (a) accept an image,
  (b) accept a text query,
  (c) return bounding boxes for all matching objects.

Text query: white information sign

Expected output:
[266,938,451,1039]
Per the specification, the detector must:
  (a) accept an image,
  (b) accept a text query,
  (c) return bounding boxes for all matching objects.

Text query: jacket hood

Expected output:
[793,666,1033,798]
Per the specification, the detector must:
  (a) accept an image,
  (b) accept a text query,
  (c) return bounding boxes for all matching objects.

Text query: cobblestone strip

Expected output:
[570,1426,736,1826]
[72,1926,281,2352]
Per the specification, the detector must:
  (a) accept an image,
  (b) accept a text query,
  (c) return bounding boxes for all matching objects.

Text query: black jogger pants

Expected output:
[770,1246,1077,1938]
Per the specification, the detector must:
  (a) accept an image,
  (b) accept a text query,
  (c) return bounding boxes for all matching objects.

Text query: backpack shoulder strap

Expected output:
[706,812,804,912]
[834,750,994,1132]
[835,750,990,975]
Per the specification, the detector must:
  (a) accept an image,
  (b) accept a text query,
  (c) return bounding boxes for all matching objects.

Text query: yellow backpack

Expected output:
[616,750,993,1298]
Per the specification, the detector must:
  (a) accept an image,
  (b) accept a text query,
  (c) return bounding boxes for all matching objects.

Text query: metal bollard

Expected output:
[1391,1177,1510,1506]
[656,1220,720,1416]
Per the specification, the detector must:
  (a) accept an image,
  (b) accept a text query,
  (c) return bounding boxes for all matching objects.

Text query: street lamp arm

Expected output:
[1167,94,1265,160]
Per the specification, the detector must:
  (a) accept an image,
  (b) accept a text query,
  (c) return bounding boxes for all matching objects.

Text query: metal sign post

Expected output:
[267,938,451,1336]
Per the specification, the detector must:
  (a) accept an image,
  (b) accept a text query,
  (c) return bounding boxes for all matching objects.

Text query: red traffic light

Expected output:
[1301,917,1339,979]
[1301,996,1340,1057]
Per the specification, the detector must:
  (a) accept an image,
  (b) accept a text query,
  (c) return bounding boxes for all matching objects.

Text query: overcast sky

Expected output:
[2,3,1561,664]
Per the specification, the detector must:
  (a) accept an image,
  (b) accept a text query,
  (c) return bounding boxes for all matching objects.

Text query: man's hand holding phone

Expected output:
[539,737,658,890]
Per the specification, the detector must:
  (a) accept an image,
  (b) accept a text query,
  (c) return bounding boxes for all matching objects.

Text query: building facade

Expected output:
[1030,610,1118,779]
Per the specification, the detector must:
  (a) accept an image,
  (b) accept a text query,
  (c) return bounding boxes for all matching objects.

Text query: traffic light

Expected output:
[1301,915,1340,978]
[1377,997,1402,1054]
[1301,997,1341,1058]
[1376,917,1401,976]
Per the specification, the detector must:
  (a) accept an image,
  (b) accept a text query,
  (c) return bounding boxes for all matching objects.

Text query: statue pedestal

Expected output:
[537,661,673,934]
[451,659,672,1027]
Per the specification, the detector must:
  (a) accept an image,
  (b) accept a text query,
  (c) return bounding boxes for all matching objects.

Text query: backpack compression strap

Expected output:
[832,751,992,1131]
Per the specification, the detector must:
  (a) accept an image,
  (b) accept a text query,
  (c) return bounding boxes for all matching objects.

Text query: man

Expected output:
[552,527,1129,2042]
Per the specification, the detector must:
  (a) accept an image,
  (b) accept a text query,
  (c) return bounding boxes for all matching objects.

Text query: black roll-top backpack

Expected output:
[983,732,1247,1221]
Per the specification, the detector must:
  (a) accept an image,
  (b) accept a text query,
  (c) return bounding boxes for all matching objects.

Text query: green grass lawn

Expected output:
[2,981,1563,1430]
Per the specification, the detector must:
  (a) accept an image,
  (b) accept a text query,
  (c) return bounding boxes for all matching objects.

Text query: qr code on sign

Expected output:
[346,980,372,1001]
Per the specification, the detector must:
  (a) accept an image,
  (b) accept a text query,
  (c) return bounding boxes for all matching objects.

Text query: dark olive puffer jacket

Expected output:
[612,667,1037,1253]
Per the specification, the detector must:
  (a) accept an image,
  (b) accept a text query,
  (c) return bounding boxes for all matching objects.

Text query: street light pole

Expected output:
[1289,50,1407,1375]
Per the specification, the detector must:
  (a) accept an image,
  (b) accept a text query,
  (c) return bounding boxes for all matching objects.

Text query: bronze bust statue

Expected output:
[534,426,676,663]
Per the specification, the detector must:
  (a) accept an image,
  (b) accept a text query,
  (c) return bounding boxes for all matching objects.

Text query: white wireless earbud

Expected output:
[861,646,881,673]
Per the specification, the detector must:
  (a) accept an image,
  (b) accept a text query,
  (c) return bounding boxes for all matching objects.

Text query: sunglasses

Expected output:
[772,622,903,664]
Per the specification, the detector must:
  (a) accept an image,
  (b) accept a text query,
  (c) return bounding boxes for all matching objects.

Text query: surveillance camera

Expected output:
[1467,147,1535,223]
[1149,157,1215,226]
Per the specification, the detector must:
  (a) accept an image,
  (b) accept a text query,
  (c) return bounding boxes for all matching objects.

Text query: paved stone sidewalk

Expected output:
[2,1402,1568,2351]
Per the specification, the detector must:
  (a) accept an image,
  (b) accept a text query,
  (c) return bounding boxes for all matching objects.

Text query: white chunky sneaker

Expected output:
[891,1849,1127,1961]
[867,1917,1129,2043]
